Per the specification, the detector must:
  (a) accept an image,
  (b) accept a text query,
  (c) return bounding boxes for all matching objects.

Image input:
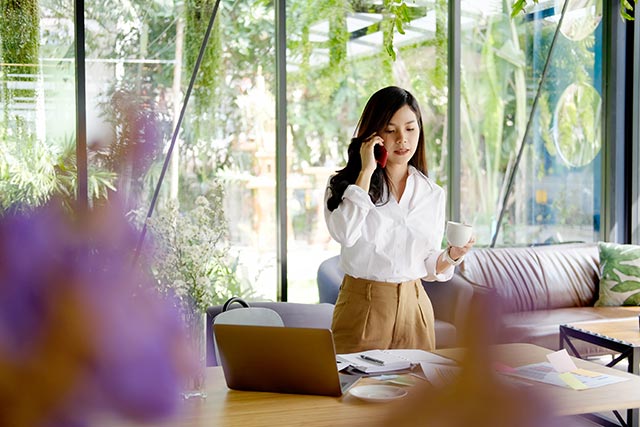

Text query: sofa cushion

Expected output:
[595,242,640,306]
[460,243,598,313]
[433,319,457,349]
[499,306,640,357]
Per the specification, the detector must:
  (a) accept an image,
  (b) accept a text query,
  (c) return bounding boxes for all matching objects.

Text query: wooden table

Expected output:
[97,343,640,427]
[560,317,640,374]
[560,317,640,426]
[97,367,396,427]
[440,343,640,424]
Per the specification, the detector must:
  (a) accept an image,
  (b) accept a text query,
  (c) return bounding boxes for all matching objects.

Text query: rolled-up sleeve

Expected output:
[324,185,374,247]
[423,249,454,281]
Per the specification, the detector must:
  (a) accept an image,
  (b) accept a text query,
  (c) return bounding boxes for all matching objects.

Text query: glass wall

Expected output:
[460,0,602,246]
[1,1,278,302]
[79,1,279,301]
[285,0,450,301]
[1,0,636,304]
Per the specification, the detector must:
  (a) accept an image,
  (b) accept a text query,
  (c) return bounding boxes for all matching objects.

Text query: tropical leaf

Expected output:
[599,243,640,282]
[610,280,640,293]
[623,292,640,306]
[510,0,530,18]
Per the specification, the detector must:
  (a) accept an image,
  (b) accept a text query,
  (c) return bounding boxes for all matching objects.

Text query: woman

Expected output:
[324,86,474,353]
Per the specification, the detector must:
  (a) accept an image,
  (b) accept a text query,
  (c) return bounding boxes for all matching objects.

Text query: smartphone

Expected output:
[374,144,388,168]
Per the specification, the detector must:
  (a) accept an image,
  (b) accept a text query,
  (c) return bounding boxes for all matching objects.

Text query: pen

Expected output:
[360,354,385,365]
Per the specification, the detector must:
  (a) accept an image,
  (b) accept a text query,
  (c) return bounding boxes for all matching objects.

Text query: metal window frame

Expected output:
[276,0,288,301]
[601,0,631,243]
[632,12,640,244]
[447,0,460,222]
[74,0,88,214]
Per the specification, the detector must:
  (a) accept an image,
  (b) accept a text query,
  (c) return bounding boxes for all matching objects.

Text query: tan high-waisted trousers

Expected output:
[331,275,436,354]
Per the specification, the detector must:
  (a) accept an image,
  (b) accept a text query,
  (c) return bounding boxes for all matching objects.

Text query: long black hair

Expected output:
[326,86,427,212]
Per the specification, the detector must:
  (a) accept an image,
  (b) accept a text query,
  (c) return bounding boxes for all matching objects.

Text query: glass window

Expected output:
[460,0,602,246]
[3,0,629,303]
[1,0,281,304]
[57,1,276,303]
[286,0,449,302]
[1,0,76,211]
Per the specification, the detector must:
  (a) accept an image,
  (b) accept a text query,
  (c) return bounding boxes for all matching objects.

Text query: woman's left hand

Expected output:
[449,235,475,260]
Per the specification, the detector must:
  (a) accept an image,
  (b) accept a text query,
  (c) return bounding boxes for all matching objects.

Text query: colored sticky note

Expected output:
[572,368,602,378]
[559,372,588,390]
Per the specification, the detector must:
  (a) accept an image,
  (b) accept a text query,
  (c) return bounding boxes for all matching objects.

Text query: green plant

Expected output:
[143,193,248,314]
[382,0,414,60]
[511,0,636,20]
[0,131,116,213]
[1,0,39,122]
[459,10,527,235]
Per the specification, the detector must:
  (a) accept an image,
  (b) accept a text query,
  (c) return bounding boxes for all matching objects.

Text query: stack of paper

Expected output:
[337,349,455,374]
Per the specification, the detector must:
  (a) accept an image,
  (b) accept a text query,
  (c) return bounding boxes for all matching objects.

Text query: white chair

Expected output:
[212,297,284,365]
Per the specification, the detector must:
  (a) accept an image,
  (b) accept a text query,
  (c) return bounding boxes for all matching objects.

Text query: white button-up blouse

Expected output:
[324,166,453,283]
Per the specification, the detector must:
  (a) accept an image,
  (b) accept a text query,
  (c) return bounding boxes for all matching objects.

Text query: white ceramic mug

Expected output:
[446,221,473,247]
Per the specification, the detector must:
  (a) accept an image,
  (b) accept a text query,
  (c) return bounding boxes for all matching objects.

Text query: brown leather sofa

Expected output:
[453,242,640,356]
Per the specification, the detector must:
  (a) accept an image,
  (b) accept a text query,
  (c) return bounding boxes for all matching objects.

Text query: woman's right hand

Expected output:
[359,133,384,174]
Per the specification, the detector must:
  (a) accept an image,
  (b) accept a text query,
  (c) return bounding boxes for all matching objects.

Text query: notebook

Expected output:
[337,349,456,373]
[213,324,360,397]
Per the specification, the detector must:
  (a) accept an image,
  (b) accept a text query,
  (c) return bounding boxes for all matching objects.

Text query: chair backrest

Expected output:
[212,298,284,365]
[317,255,343,304]
[206,300,335,366]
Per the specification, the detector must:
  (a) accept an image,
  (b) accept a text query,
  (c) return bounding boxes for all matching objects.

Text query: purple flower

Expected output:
[0,199,192,427]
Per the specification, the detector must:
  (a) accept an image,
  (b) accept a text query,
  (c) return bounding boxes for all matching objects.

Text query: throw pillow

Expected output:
[595,242,640,306]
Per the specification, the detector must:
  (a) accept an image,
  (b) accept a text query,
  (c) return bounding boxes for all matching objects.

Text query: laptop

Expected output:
[213,324,360,397]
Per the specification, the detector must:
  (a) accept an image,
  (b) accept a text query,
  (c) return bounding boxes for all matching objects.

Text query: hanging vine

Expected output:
[0,0,40,128]
[184,0,223,141]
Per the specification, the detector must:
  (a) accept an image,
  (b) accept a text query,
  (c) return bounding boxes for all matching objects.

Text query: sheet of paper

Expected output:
[502,362,629,390]
[337,360,350,371]
[546,349,577,373]
[419,362,461,388]
[383,349,457,366]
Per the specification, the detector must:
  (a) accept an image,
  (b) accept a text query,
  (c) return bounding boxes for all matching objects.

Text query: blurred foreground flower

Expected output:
[0,200,192,427]
[376,295,564,427]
